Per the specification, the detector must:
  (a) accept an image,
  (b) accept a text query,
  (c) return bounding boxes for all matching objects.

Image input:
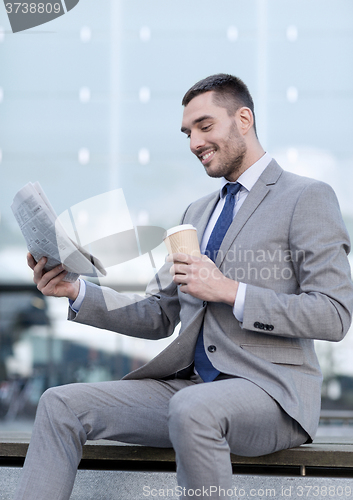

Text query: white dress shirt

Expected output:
[71,153,272,317]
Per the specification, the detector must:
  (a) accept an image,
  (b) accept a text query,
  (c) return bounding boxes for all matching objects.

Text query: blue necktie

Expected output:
[194,182,241,382]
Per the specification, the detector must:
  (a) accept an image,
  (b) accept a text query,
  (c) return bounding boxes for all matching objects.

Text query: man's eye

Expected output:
[201,125,211,131]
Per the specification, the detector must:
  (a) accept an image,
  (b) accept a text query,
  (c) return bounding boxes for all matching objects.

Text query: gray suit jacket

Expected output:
[69,160,353,440]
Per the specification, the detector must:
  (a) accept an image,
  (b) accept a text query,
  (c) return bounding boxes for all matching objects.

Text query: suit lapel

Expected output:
[216,160,283,268]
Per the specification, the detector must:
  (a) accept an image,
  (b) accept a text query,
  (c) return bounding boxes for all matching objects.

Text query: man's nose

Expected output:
[190,132,206,154]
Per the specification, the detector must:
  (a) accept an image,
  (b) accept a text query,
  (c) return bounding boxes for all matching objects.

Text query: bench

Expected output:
[1,432,353,477]
[2,432,353,499]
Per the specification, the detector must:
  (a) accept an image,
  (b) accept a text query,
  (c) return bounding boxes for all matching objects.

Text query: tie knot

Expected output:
[225,182,241,197]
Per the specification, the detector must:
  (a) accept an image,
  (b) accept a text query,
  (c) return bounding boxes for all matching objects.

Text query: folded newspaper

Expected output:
[11,182,107,282]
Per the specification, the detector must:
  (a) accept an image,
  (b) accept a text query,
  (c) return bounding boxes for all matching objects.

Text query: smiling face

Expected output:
[181,91,248,182]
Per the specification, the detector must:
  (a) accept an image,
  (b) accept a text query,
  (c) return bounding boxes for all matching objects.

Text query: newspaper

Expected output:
[11,182,107,282]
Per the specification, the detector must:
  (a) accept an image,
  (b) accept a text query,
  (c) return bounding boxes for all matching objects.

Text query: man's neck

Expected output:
[225,145,266,182]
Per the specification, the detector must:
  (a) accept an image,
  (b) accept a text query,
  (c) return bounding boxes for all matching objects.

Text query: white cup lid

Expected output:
[164,224,197,238]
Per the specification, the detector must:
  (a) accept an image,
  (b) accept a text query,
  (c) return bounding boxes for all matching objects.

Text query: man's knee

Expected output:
[37,384,75,419]
[39,385,61,406]
[168,387,218,436]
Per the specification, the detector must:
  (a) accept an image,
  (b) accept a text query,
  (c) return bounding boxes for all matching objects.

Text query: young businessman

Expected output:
[16,74,353,499]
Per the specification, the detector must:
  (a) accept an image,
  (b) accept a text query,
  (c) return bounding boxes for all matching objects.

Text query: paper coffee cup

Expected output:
[163,224,201,258]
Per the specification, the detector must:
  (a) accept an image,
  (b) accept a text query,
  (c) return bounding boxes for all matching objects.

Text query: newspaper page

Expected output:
[11,182,107,282]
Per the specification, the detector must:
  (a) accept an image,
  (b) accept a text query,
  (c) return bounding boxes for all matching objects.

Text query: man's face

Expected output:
[181,91,247,181]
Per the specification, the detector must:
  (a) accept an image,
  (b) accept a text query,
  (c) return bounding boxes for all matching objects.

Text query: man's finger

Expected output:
[172,273,188,286]
[31,257,47,283]
[33,260,66,287]
[38,269,68,294]
[167,253,193,264]
[170,261,190,276]
[33,256,47,272]
[27,252,37,270]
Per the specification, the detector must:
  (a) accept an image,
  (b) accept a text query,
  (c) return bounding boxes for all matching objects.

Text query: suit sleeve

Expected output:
[68,261,181,340]
[68,206,193,339]
[242,181,353,341]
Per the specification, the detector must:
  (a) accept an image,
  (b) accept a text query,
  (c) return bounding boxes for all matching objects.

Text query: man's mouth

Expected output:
[199,149,216,164]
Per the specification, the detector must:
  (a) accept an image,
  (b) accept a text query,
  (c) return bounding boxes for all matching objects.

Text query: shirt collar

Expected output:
[220,152,272,198]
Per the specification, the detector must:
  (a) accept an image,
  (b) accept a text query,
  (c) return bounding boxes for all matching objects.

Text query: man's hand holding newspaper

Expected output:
[12,182,106,300]
[27,253,81,300]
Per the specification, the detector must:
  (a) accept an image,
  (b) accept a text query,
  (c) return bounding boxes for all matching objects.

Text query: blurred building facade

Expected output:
[0,0,353,423]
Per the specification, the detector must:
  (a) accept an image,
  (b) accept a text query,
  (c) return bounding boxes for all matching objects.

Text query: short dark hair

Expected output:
[182,73,257,135]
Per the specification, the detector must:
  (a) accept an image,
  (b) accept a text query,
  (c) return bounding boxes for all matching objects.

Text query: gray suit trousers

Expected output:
[15,376,308,500]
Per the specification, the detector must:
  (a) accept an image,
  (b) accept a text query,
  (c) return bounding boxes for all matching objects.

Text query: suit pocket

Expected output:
[240,344,304,365]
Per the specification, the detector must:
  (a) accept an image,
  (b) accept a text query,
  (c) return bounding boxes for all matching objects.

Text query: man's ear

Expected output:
[236,107,253,135]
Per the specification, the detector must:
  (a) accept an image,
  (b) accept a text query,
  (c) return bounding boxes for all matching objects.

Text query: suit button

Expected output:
[208,345,217,353]
[254,322,261,328]
[268,325,274,331]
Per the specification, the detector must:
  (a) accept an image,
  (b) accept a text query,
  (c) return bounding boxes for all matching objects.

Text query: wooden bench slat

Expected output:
[1,432,353,469]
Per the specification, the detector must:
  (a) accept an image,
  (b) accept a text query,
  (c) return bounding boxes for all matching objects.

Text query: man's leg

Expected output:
[14,377,194,500]
[168,377,309,500]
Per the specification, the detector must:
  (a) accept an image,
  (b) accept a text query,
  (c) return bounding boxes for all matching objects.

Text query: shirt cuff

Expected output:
[233,282,247,322]
[69,279,86,313]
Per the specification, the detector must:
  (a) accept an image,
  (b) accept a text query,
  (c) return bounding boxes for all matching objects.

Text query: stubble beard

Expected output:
[204,122,247,180]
